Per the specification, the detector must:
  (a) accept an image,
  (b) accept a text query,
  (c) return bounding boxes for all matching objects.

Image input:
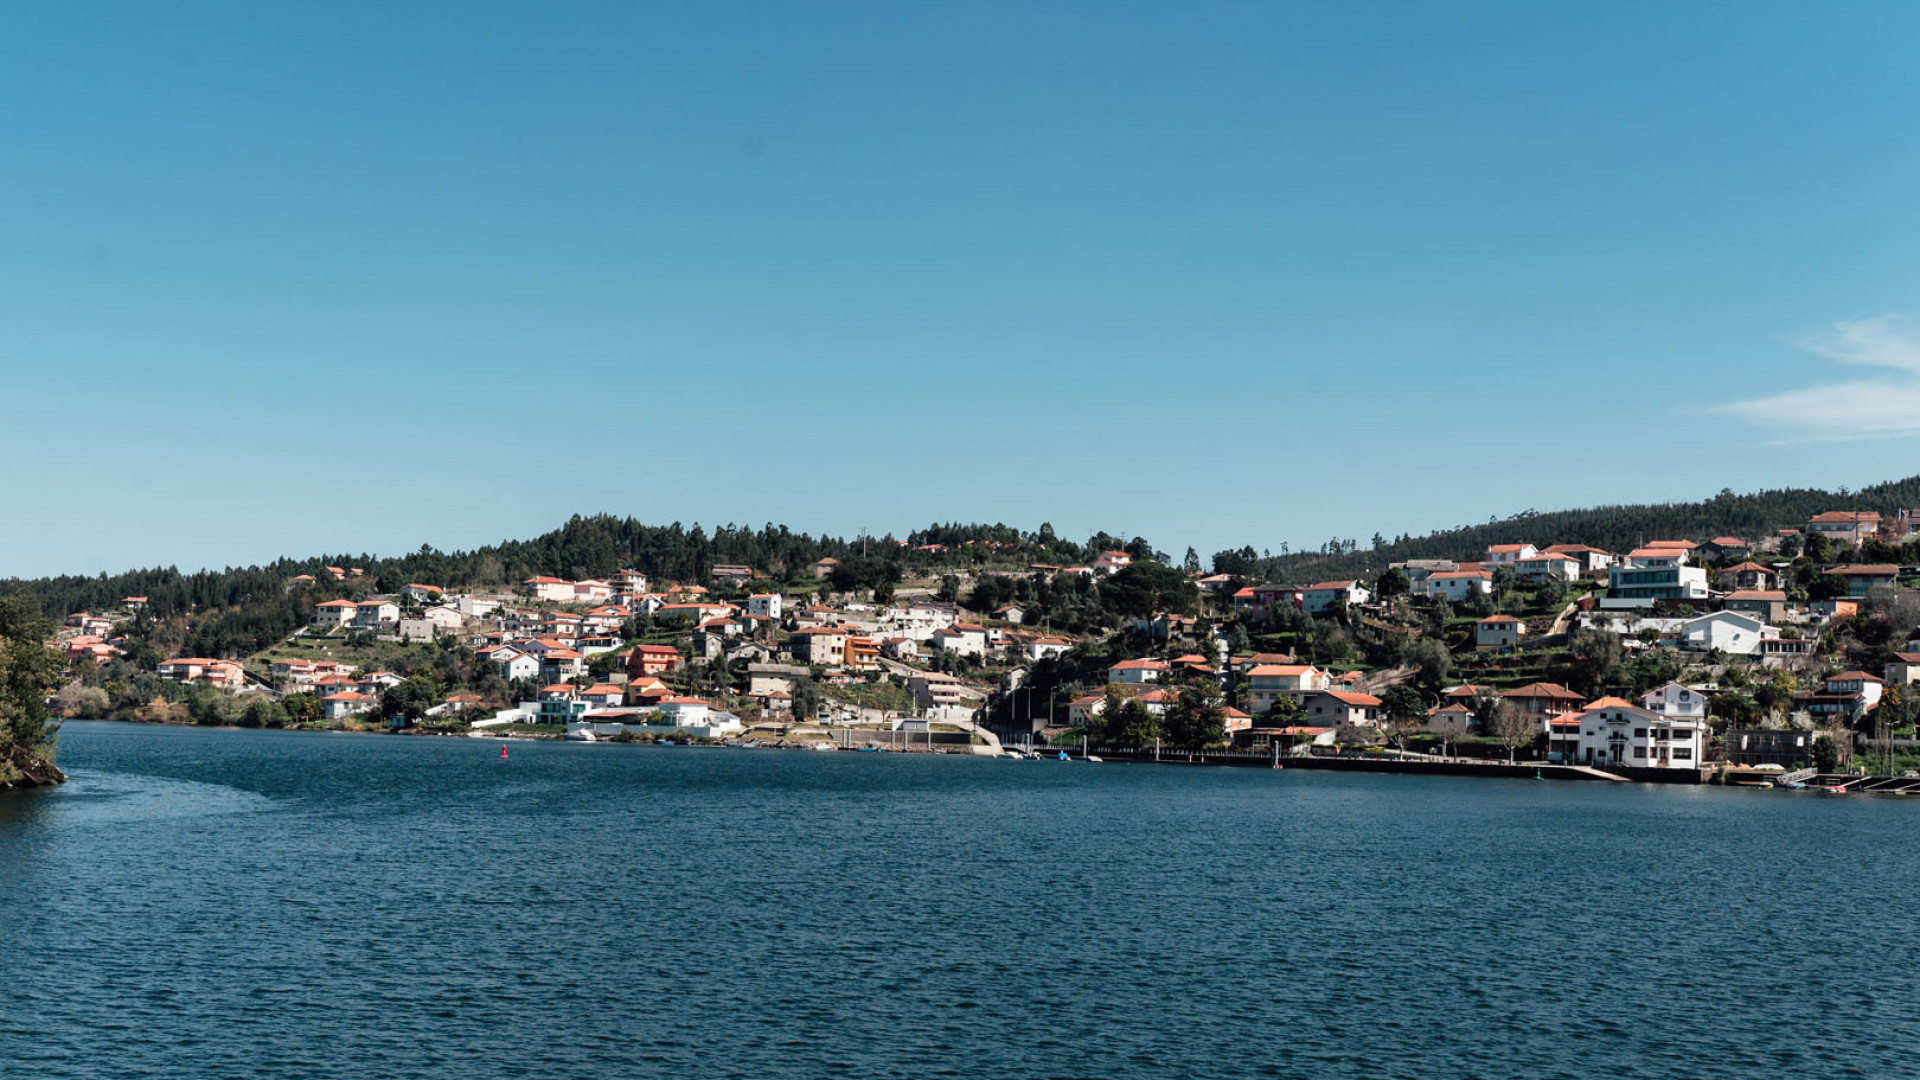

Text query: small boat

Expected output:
[1086,755,1103,763]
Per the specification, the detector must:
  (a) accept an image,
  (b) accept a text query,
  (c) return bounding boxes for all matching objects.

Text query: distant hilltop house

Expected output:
[710,564,754,582]
[1025,636,1071,662]
[1806,511,1881,546]
[1826,564,1899,597]
[1512,552,1580,583]
[1107,658,1169,684]
[1609,549,1708,601]
[1722,589,1788,623]
[1302,580,1369,614]
[522,576,576,603]
[1705,536,1752,559]
[311,599,358,626]
[1483,543,1538,567]
[1718,561,1779,591]
[1414,569,1492,602]
[1094,550,1133,575]
[156,657,246,689]
[1541,544,1614,576]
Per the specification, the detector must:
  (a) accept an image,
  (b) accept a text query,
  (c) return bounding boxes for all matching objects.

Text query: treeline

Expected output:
[2,515,1148,629]
[1221,475,1920,583]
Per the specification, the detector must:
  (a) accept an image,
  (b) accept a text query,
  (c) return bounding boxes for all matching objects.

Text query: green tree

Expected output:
[1404,637,1452,691]
[1812,733,1840,772]
[1374,567,1410,599]
[1105,698,1161,747]
[791,676,822,720]
[0,593,65,784]
[1380,684,1427,752]
[1568,627,1623,697]
[380,676,440,726]
[1164,683,1227,750]
[1100,562,1201,618]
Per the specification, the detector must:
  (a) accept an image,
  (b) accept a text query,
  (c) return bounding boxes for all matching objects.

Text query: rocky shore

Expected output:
[0,757,67,792]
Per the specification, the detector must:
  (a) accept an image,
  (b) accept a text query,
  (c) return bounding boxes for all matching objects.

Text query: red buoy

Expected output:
[499,745,509,760]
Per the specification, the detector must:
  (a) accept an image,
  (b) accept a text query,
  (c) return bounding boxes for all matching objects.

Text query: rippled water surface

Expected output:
[3,722,1915,1079]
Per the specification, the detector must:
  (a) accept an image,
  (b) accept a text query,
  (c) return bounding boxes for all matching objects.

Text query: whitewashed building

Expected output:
[1555,698,1707,769]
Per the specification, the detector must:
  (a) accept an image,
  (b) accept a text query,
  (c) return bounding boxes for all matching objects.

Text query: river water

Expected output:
[2,721,1914,1078]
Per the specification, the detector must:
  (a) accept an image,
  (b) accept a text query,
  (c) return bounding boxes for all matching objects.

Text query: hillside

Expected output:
[0,516,1117,656]
[8,474,1919,649]
[1223,474,1920,584]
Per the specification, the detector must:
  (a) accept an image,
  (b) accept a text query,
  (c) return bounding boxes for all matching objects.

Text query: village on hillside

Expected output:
[41,509,1920,775]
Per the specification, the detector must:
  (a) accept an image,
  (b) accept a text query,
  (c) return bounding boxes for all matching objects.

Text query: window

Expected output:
[1632,747,1646,758]
[1674,748,1692,760]
[1634,728,1647,738]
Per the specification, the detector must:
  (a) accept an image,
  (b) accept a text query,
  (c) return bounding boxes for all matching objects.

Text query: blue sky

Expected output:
[5,1,1920,577]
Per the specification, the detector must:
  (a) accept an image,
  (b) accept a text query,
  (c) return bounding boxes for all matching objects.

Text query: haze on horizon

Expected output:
[6,1,1920,579]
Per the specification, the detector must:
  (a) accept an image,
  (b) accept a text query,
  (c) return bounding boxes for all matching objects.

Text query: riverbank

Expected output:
[0,754,66,791]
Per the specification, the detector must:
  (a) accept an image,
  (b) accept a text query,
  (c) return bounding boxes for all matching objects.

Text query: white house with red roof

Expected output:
[495,649,541,682]
[156,657,247,689]
[1094,550,1133,575]
[1483,543,1538,567]
[1302,580,1370,614]
[311,598,358,626]
[1025,636,1071,662]
[1107,658,1170,684]
[571,580,613,603]
[1245,664,1328,713]
[578,683,626,709]
[522,576,576,603]
[322,690,375,720]
[1555,697,1706,769]
[1416,569,1492,602]
[1542,544,1614,576]
[929,623,988,659]
[747,593,783,619]
[351,600,400,630]
[1512,552,1580,583]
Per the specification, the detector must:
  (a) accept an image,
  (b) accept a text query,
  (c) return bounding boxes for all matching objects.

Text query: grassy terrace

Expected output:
[245,629,427,672]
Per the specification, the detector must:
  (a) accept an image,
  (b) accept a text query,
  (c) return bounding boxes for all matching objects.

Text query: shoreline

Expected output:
[44,720,1906,793]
